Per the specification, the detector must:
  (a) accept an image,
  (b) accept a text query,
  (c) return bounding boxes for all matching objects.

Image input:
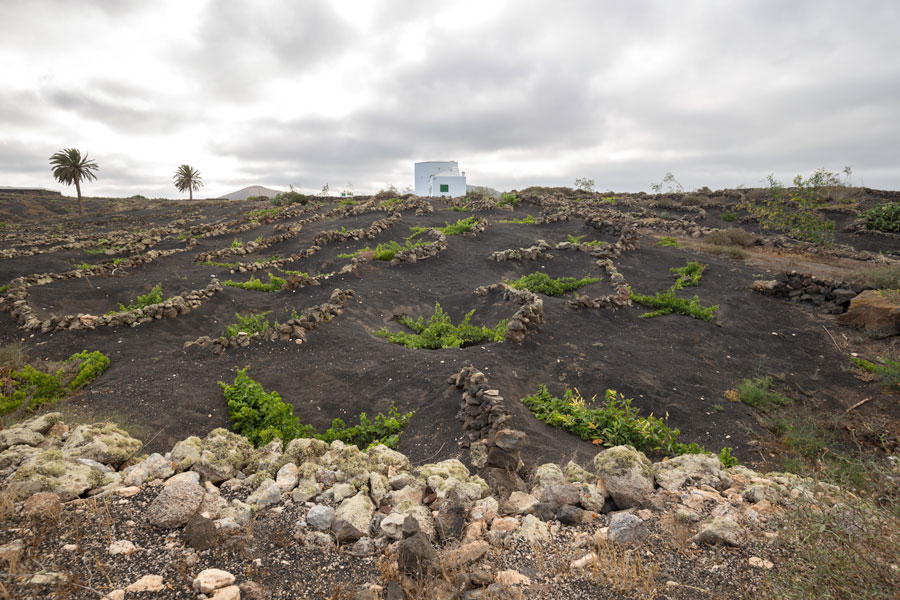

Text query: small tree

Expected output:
[173,164,203,200]
[574,177,596,193]
[741,169,838,245]
[650,172,683,194]
[49,148,99,215]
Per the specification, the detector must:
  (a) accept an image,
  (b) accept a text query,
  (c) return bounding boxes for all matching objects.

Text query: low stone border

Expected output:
[473,283,544,344]
[751,270,868,314]
[185,288,353,354]
[391,229,448,265]
[489,240,552,262]
[449,366,513,448]
[567,259,632,311]
[5,279,222,333]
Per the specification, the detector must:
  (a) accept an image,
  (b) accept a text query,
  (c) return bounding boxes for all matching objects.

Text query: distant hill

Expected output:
[218,185,283,201]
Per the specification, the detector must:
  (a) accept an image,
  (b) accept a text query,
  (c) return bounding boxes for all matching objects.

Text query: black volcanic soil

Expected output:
[1,190,898,473]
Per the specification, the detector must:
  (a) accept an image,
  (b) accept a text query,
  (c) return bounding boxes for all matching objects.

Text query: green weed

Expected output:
[733,376,791,412]
[567,234,604,247]
[657,236,680,247]
[496,193,519,208]
[0,350,109,416]
[852,356,900,392]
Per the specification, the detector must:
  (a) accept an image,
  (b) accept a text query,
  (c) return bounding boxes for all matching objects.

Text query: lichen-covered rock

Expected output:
[320,442,371,487]
[593,445,654,509]
[563,460,594,484]
[416,459,470,482]
[123,453,175,486]
[282,438,327,465]
[580,482,610,512]
[62,423,142,468]
[0,444,41,471]
[247,478,281,508]
[332,491,375,542]
[741,482,785,504]
[8,449,109,501]
[0,427,44,452]
[245,439,283,476]
[192,429,253,483]
[368,472,389,504]
[607,512,646,544]
[170,436,202,471]
[275,462,299,492]
[17,412,63,435]
[532,463,566,490]
[692,516,746,546]
[653,454,732,491]
[367,444,410,473]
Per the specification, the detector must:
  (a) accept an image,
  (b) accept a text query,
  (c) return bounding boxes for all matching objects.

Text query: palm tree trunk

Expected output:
[75,179,83,215]
[189,188,193,201]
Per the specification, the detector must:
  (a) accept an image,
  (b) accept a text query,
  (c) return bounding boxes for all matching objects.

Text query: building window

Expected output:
[440,184,449,193]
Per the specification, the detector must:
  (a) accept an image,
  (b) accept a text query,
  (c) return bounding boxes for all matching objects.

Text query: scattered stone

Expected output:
[211,585,241,600]
[108,540,136,555]
[494,429,527,451]
[501,491,538,515]
[397,518,437,577]
[441,540,489,570]
[838,289,900,337]
[126,574,165,592]
[519,514,550,542]
[123,453,175,486]
[193,568,236,594]
[654,453,732,491]
[607,512,647,544]
[749,556,774,569]
[184,513,220,550]
[22,491,62,520]
[496,569,531,586]
[145,476,205,528]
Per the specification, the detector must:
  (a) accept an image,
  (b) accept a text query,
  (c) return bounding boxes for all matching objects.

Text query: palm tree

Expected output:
[49,148,99,215]
[173,164,203,200]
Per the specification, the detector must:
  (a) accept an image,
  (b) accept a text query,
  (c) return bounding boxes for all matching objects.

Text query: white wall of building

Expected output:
[431,174,467,197]
[414,161,466,196]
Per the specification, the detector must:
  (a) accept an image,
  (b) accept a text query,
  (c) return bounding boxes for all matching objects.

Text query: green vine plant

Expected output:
[219,367,412,449]
[630,260,718,321]
[225,312,273,337]
[0,350,110,416]
[223,273,286,293]
[106,284,164,315]
[375,303,507,349]
[408,216,481,240]
[521,384,737,466]
[338,239,430,261]
[657,236,681,247]
[507,272,599,296]
[498,215,536,224]
[567,234,604,247]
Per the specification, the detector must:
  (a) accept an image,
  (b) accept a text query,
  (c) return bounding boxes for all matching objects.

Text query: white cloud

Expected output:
[1,0,898,197]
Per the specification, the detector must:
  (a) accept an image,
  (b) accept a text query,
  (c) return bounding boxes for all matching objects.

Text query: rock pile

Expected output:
[450,366,512,446]
[488,240,552,262]
[0,398,839,598]
[751,270,867,315]
[473,283,544,343]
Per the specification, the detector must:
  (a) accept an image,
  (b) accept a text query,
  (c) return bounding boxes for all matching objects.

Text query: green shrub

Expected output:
[225,312,272,337]
[219,368,412,449]
[275,190,308,206]
[657,236,680,247]
[0,350,110,415]
[497,193,519,208]
[498,215,536,224]
[0,284,9,294]
[230,238,242,248]
[507,272,600,296]
[734,376,791,412]
[109,284,163,314]
[202,260,237,269]
[451,203,471,212]
[223,273,286,293]
[722,208,738,222]
[339,240,430,261]
[521,385,735,465]
[375,303,507,349]
[852,356,900,392]
[865,201,900,232]
[246,207,282,220]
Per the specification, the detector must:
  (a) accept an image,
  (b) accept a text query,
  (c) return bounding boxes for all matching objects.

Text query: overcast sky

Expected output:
[2,0,899,198]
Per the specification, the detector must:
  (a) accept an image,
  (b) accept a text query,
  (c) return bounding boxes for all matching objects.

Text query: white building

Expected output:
[414,161,467,197]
